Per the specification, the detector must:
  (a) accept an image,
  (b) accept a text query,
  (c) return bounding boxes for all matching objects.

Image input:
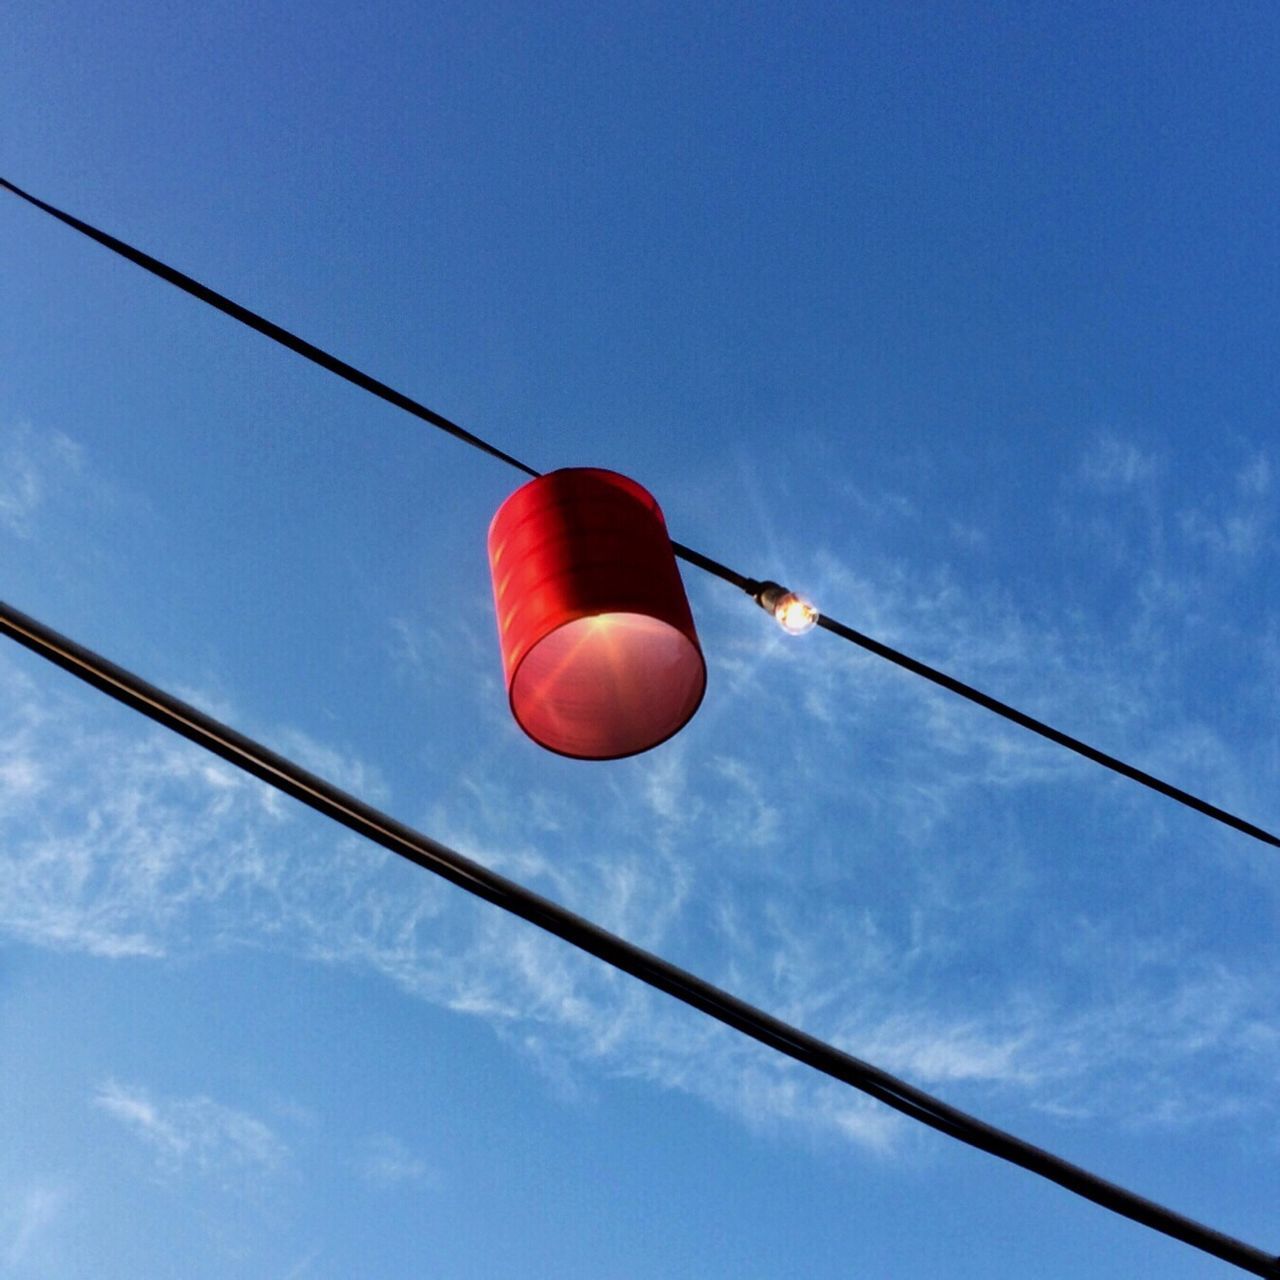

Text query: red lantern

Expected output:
[488,468,706,760]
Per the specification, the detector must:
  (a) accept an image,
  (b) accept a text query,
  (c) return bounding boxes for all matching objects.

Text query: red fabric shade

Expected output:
[488,468,706,759]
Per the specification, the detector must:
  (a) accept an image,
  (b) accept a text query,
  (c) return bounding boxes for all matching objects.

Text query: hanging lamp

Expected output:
[488,468,706,760]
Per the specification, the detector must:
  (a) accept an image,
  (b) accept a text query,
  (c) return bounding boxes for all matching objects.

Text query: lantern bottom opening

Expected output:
[508,611,706,760]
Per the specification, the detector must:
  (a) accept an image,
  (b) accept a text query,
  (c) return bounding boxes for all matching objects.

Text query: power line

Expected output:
[2,173,1276,854]
[0,595,1275,1278]
[811,612,1280,848]
[0,178,539,479]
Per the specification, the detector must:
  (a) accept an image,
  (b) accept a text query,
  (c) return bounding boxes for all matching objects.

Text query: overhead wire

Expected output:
[0,595,1276,1278]
[2,176,1279,1268]
[809,611,1280,847]
[3,175,1273,849]
[0,178,540,479]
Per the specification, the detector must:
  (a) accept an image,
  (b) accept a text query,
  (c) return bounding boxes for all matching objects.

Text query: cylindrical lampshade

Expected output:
[488,468,706,759]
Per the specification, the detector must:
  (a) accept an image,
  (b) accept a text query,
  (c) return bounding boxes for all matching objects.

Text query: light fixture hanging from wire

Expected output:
[9,179,1276,840]
[488,468,707,760]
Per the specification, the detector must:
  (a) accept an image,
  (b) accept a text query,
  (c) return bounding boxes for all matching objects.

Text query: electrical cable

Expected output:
[0,595,1275,1277]
[809,612,1280,848]
[4,176,1273,849]
[4,175,1275,848]
[0,178,540,480]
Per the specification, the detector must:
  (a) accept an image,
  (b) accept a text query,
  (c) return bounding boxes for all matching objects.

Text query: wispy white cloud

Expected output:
[1070,434,1276,597]
[1,1182,68,1268]
[2,423,1278,1162]
[1178,473,1273,564]
[4,578,1277,1160]
[94,1081,288,1186]
[850,1012,1035,1086]
[274,728,391,805]
[281,1249,322,1279]
[355,1134,436,1189]
[708,755,781,849]
[1076,432,1156,492]
[0,420,83,537]
[0,754,44,802]
[640,743,696,825]
[1236,452,1271,498]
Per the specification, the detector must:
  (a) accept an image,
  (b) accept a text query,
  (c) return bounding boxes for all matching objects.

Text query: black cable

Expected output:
[0,177,540,480]
[0,596,1275,1278]
[3,174,1276,852]
[811,612,1280,848]
[669,538,759,592]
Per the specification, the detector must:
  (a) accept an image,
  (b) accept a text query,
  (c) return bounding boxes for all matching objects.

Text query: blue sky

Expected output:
[2,3,1279,1276]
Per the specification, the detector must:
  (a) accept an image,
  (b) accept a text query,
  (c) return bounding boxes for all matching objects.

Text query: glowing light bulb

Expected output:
[753,582,820,634]
[773,591,819,635]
